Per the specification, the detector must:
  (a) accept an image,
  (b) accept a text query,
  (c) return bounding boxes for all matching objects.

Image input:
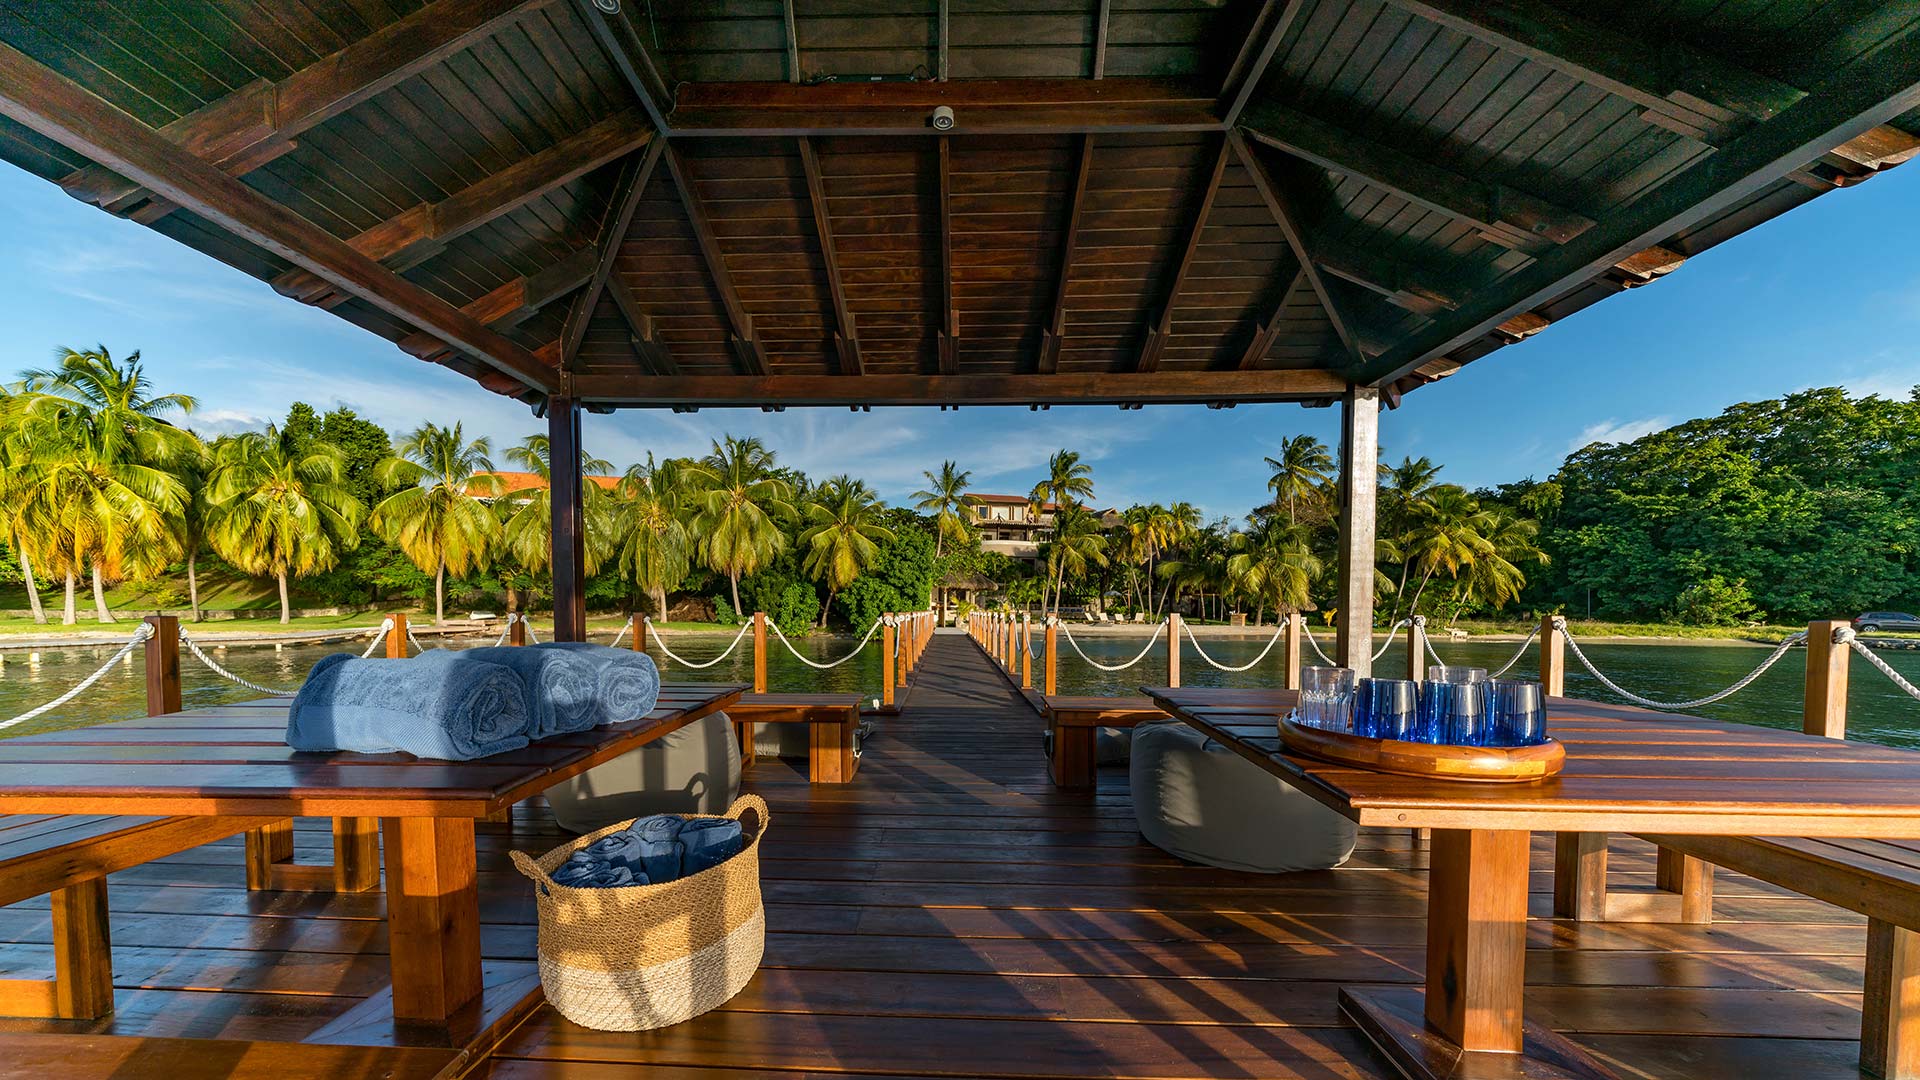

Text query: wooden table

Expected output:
[1146,685,1920,1080]
[0,682,744,1029]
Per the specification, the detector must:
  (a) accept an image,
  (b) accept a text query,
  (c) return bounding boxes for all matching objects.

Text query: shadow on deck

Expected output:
[0,633,1879,1078]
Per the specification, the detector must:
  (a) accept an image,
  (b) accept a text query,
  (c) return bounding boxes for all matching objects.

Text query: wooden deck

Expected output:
[0,632,1893,1078]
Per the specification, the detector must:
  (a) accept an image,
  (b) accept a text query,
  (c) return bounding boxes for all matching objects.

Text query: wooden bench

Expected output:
[731,692,864,784]
[1555,831,1920,1078]
[0,813,276,1019]
[1042,695,1166,789]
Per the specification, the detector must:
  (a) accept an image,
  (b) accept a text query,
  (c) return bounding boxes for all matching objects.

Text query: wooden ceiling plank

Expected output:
[572,369,1347,407]
[574,0,673,133]
[1229,130,1367,371]
[664,78,1220,136]
[1239,101,1593,252]
[560,139,665,369]
[798,137,862,375]
[1383,0,1805,142]
[62,0,561,216]
[937,135,957,375]
[1219,0,1307,128]
[1136,137,1232,373]
[399,246,598,362]
[1038,134,1096,374]
[274,111,653,306]
[0,39,552,392]
[1354,26,1920,386]
[663,144,768,375]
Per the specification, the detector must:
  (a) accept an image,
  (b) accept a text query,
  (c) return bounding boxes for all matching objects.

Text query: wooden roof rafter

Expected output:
[1218,0,1306,128]
[662,145,768,376]
[1237,267,1308,370]
[557,138,665,371]
[605,274,676,376]
[1135,137,1233,373]
[398,247,597,364]
[797,137,861,376]
[574,0,672,133]
[936,135,957,375]
[1037,134,1096,374]
[1229,131,1368,372]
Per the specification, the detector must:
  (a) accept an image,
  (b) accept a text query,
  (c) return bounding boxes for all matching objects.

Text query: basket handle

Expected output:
[723,793,770,842]
[510,848,553,888]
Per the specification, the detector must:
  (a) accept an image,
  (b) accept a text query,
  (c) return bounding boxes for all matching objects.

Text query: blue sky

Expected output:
[2,160,1916,522]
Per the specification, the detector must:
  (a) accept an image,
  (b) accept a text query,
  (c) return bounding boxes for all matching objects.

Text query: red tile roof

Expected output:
[468,471,620,497]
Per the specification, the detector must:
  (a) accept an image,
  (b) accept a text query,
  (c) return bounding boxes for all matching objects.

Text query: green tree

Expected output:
[1227,515,1321,625]
[370,422,502,624]
[801,475,894,627]
[1029,449,1095,615]
[203,426,364,623]
[615,454,695,620]
[1264,435,1333,524]
[498,433,617,586]
[688,435,796,615]
[1040,504,1108,618]
[914,459,973,616]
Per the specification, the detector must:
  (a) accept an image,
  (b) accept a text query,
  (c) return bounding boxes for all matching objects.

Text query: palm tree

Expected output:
[1030,449,1095,615]
[1227,516,1321,625]
[1458,509,1547,619]
[1380,455,1444,623]
[1401,485,1495,618]
[688,436,795,616]
[615,454,695,622]
[913,460,972,619]
[0,389,49,624]
[371,422,502,624]
[1042,504,1108,619]
[203,426,364,623]
[1263,435,1333,524]
[16,346,198,623]
[498,434,617,588]
[800,476,894,628]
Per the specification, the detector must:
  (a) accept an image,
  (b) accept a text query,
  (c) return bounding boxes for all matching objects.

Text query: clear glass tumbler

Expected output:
[1300,666,1356,731]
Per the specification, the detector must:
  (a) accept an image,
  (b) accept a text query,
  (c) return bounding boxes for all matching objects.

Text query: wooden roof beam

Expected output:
[1136,138,1232,373]
[575,0,673,133]
[1037,135,1096,374]
[1219,0,1307,128]
[937,136,957,375]
[1354,25,1920,387]
[797,139,861,375]
[62,0,560,218]
[665,78,1220,136]
[1383,0,1806,144]
[663,145,768,376]
[559,140,666,370]
[1239,102,1593,253]
[1092,0,1112,78]
[605,275,677,376]
[0,40,552,393]
[1236,268,1306,370]
[273,111,652,307]
[570,369,1347,407]
[399,247,598,363]
[1229,131,1367,370]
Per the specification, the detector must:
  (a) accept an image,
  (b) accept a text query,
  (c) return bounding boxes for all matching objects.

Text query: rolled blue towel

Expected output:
[677,817,744,876]
[552,855,644,889]
[535,642,660,725]
[428,646,599,739]
[287,653,530,760]
[583,828,680,883]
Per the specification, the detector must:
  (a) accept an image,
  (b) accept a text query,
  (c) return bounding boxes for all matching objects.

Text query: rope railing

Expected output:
[1181,618,1286,673]
[1419,618,1543,679]
[1841,628,1920,702]
[604,616,635,647]
[1051,615,1165,672]
[641,616,754,669]
[0,622,155,731]
[1373,620,1409,662]
[1559,617,1807,710]
[767,616,887,670]
[361,617,395,658]
[406,621,431,654]
[179,627,301,697]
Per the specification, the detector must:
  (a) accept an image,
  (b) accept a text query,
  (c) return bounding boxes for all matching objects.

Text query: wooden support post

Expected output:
[1406,617,1426,683]
[1050,723,1095,789]
[509,614,527,646]
[1166,613,1181,688]
[382,816,482,1023]
[244,819,296,891]
[142,614,180,716]
[1540,615,1565,696]
[1424,829,1529,1053]
[1021,613,1033,689]
[1283,612,1302,690]
[1335,386,1380,677]
[387,613,409,659]
[1654,846,1716,924]
[50,877,113,1019]
[898,618,910,687]
[548,395,587,642]
[331,816,382,892]
[1805,619,1851,739]
[882,615,896,707]
[1045,621,1058,697]
[1552,832,1609,921]
[631,616,647,653]
[752,611,768,694]
[1863,917,1920,1080]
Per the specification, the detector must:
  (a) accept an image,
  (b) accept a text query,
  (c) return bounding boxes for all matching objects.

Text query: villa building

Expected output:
[966,493,1118,563]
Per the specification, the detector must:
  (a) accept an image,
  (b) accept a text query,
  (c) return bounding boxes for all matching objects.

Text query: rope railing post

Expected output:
[509,611,527,647]
[1804,619,1851,739]
[1540,615,1565,696]
[898,615,911,686]
[631,615,647,653]
[1044,618,1058,696]
[1406,616,1427,683]
[1283,612,1303,690]
[143,614,181,716]
[882,615,896,707]
[1021,613,1033,690]
[1166,613,1181,689]
[387,612,410,659]
[752,611,768,695]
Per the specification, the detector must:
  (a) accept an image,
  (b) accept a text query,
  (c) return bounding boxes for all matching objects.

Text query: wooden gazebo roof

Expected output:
[1,1,1915,412]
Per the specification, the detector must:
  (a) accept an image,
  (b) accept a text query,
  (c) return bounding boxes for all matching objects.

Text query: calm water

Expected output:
[3,628,1919,749]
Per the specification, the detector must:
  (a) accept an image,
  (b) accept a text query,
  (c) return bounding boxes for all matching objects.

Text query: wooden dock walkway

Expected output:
[0,632,1888,1077]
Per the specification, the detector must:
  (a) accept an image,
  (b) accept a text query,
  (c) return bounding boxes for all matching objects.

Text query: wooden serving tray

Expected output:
[1279,717,1565,783]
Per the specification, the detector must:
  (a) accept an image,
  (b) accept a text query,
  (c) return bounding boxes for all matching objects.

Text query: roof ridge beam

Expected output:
[1037,135,1096,374]
[1239,101,1594,252]
[61,0,560,216]
[1135,137,1233,373]
[571,369,1347,407]
[1229,131,1367,370]
[798,137,861,375]
[665,78,1221,137]
[0,39,552,392]
[663,145,768,375]
[273,111,652,307]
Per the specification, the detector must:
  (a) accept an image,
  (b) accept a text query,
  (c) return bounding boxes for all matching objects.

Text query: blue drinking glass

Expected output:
[1414,679,1453,744]
[1489,679,1547,746]
[1351,679,1376,738]
[1446,677,1489,746]
[1365,679,1419,741]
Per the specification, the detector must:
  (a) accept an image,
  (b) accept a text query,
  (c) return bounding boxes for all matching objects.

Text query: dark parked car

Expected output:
[1855,612,1920,633]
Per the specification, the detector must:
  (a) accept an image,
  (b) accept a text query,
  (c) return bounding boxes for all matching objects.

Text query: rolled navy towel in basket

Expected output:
[535,642,661,725]
[585,822,682,883]
[677,817,745,875]
[287,653,530,760]
[429,646,600,738]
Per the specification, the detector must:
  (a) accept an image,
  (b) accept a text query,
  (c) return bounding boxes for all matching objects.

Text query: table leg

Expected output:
[382,816,482,1024]
[331,817,382,892]
[51,878,114,1019]
[1341,828,1617,1080]
[1049,725,1094,789]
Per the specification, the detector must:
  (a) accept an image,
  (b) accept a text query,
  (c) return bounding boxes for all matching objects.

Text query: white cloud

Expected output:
[186,408,272,436]
[1568,415,1669,452]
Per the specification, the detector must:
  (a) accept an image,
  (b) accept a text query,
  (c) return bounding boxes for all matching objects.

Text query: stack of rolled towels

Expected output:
[551,814,744,889]
[286,640,662,759]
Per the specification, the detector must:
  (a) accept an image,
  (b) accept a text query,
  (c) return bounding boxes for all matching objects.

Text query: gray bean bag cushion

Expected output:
[753,721,811,760]
[1129,719,1357,873]
[546,711,741,832]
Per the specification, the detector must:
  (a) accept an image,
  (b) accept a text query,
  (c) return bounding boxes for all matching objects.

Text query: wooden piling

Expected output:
[1804,619,1851,739]
[1539,615,1565,697]
[1044,620,1058,697]
[387,613,409,660]
[882,615,896,707]
[1283,612,1302,690]
[1166,613,1181,688]
[1407,618,1426,683]
[752,611,768,694]
[143,615,180,717]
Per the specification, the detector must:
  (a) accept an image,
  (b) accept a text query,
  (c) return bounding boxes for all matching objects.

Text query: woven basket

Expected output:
[510,794,768,1031]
